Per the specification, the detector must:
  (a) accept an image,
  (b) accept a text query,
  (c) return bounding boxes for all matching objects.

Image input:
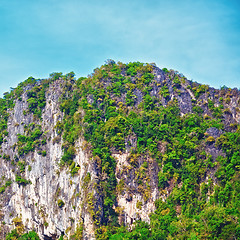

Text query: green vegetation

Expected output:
[0,61,239,239]
[136,201,143,210]
[54,61,239,239]
[15,175,30,186]
[188,82,209,98]
[5,217,40,239]
[0,180,12,193]
[0,95,13,146]
[17,161,26,173]
[6,230,40,240]
[27,85,46,118]
[57,62,157,226]
[17,124,45,156]
[69,223,83,240]
[57,199,65,208]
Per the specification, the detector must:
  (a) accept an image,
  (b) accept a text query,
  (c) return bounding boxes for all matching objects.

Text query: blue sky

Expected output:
[0,0,240,96]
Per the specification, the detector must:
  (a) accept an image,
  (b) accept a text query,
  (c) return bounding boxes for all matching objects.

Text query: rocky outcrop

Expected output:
[0,81,97,239]
[0,64,239,239]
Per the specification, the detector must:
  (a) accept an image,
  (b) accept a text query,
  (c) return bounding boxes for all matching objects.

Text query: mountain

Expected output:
[0,61,239,240]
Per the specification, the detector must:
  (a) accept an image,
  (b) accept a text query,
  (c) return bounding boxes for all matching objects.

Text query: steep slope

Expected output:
[0,61,239,240]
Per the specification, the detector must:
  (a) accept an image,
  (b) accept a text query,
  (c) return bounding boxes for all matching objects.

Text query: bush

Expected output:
[15,175,29,186]
[206,136,215,143]
[41,150,47,156]
[136,201,143,209]
[6,230,40,240]
[57,199,65,208]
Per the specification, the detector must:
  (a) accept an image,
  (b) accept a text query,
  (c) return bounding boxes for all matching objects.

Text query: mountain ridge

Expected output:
[0,61,239,239]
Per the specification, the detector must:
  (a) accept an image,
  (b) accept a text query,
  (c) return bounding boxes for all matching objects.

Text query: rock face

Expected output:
[114,153,159,226]
[0,81,97,239]
[0,63,239,239]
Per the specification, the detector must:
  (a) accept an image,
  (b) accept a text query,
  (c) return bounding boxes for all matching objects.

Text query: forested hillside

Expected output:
[0,61,239,239]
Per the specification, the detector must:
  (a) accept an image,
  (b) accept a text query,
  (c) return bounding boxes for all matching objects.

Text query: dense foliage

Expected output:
[54,61,239,239]
[0,61,239,239]
[6,230,40,240]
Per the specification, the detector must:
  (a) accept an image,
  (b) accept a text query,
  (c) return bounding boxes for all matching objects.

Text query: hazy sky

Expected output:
[0,0,240,96]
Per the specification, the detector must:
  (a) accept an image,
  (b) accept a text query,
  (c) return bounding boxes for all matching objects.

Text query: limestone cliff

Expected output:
[0,62,239,239]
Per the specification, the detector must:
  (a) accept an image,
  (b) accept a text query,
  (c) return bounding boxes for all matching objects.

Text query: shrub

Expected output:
[225,97,231,104]
[136,201,143,210]
[206,136,215,143]
[223,108,231,114]
[162,68,169,73]
[15,175,29,186]
[57,199,65,208]
[41,150,47,156]
[0,185,6,193]
[53,136,61,144]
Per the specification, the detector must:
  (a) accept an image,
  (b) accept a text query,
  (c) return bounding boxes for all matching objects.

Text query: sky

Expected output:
[0,0,240,96]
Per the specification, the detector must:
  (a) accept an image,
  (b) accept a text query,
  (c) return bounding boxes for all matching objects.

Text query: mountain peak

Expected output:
[0,62,239,239]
